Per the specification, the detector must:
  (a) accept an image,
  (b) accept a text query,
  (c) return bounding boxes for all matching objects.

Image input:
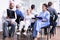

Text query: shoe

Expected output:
[23,32,27,36]
[16,32,21,35]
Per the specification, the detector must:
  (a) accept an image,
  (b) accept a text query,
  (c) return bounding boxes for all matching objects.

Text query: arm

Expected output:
[2,10,8,19]
[42,12,50,22]
[20,11,24,20]
[53,9,58,22]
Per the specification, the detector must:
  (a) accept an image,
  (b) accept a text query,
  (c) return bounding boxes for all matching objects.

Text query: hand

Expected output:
[10,20,14,24]
[6,16,9,19]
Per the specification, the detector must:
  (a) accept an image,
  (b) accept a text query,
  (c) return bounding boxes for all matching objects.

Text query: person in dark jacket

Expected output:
[44,2,58,34]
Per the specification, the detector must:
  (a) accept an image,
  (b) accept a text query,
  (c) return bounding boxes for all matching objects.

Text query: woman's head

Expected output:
[42,3,48,11]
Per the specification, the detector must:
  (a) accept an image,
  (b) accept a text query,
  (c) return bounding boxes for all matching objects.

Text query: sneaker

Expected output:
[23,32,27,36]
[16,32,21,35]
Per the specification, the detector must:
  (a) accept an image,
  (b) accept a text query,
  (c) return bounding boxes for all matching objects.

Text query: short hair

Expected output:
[31,4,35,10]
[43,3,48,8]
[48,2,52,7]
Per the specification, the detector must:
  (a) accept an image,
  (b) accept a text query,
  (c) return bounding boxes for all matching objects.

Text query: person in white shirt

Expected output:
[19,8,34,35]
[3,2,16,40]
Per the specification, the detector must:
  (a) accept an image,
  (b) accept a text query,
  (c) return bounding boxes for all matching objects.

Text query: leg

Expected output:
[19,21,25,31]
[3,21,8,39]
[50,22,57,34]
[44,28,47,35]
[9,23,16,37]
[32,23,37,38]
[23,21,30,35]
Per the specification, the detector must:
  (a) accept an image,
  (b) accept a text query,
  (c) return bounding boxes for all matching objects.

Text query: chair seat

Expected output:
[41,25,50,29]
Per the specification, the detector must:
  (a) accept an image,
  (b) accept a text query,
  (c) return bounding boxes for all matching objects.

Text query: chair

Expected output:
[40,25,50,40]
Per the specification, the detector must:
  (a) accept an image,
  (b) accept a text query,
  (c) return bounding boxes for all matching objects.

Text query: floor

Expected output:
[0,27,60,40]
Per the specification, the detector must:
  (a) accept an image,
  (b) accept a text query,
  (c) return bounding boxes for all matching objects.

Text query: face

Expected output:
[42,5,46,11]
[16,4,20,9]
[9,3,14,9]
[27,8,31,15]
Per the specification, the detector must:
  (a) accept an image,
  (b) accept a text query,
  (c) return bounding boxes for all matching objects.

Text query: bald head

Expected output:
[16,4,22,10]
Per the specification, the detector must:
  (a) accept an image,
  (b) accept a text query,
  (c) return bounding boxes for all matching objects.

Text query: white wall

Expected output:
[0,0,9,31]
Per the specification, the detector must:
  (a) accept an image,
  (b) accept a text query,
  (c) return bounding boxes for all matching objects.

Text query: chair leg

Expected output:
[17,35,19,40]
[41,29,42,40]
[54,27,56,35]
[47,28,50,40]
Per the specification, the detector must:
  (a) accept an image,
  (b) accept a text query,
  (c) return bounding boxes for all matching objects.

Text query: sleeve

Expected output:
[2,10,7,19]
[15,12,17,19]
[46,12,50,21]
[53,9,58,22]
[20,11,24,19]
[36,12,41,17]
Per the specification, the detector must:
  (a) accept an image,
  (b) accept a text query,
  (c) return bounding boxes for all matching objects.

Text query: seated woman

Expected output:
[33,4,50,40]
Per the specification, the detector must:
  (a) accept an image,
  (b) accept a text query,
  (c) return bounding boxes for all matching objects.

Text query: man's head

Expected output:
[48,2,52,7]
[9,2,14,9]
[31,4,35,10]
[16,4,21,10]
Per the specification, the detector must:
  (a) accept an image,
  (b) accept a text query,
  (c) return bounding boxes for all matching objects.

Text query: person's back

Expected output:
[48,7,57,22]
[47,2,58,22]
[44,2,58,34]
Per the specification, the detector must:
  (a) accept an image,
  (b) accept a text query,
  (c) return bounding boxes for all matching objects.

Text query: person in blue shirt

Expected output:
[16,4,24,21]
[15,4,24,33]
[33,4,50,40]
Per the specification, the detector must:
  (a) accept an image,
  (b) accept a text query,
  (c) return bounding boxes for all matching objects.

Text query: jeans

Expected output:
[32,22,37,38]
[50,22,57,33]
[3,21,16,38]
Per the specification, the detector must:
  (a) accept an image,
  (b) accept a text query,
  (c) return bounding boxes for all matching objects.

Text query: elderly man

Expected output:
[3,2,16,40]
[15,4,24,34]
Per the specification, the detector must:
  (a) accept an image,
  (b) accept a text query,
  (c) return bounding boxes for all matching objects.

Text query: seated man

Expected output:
[15,4,24,31]
[48,2,58,34]
[3,2,16,40]
[32,4,50,40]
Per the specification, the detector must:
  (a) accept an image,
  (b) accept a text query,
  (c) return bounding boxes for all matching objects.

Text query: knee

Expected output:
[3,21,8,25]
[3,22,8,28]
